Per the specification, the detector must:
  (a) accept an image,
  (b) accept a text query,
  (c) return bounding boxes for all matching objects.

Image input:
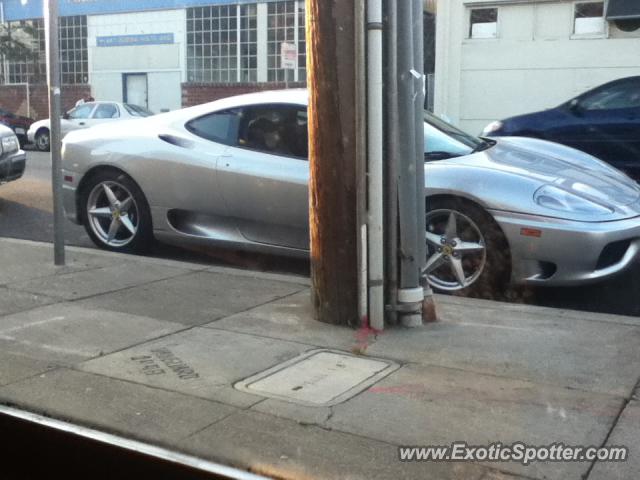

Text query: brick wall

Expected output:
[0,84,91,120]
[182,82,306,107]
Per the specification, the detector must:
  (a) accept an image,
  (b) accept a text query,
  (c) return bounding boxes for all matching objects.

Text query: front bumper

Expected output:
[0,150,26,184]
[492,209,640,286]
[62,168,81,224]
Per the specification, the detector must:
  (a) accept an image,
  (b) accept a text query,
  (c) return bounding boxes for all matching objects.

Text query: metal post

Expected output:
[44,0,65,266]
[355,0,368,326]
[413,0,435,319]
[384,0,399,326]
[366,0,385,331]
[396,0,423,327]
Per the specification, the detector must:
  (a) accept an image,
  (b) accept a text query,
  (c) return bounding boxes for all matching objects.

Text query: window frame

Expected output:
[572,1,608,39]
[467,7,499,40]
[232,103,309,160]
[184,108,243,146]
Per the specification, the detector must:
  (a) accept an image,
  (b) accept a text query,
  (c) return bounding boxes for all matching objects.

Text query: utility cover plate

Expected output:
[234,349,399,407]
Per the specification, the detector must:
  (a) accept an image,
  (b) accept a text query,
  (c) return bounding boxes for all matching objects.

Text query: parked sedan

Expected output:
[483,76,640,180]
[0,107,33,147]
[28,101,154,152]
[0,124,26,185]
[61,90,640,295]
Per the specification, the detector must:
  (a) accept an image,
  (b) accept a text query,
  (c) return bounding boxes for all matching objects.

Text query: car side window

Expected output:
[580,82,640,111]
[68,104,94,119]
[237,105,308,159]
[93,104,119,119]
[185,109,241,145]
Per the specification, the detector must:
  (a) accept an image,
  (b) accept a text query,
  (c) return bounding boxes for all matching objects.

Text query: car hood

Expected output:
[440,136,640,219]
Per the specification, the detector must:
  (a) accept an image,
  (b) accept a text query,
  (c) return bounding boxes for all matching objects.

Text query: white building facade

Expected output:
[0,0,306,118]
[435,0,640,134]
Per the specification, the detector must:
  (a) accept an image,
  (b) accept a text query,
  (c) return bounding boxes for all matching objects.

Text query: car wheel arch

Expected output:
[425,193,512,252]
[76,166,150,224]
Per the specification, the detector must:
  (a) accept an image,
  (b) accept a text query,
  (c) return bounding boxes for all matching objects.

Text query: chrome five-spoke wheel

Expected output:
[425,209,487,291]
[81,171,153,253]
[424,198,511,298]
[86,181,140,248]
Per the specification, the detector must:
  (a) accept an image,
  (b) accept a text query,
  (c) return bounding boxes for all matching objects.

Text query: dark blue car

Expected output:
[483,76,640,180]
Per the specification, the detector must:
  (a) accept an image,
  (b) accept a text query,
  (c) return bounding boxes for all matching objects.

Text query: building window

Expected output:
[267,1,306,82]
[574,2,605,35]
[469,8,498,39]
[187,2,306,84]
[240,4,258,82]
[0,16,87,85]
[59,16,88,84]
[187,5,239,83]
[187,4,259,83]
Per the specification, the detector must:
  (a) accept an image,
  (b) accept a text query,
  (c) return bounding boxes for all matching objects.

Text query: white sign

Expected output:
[280,42,297,70]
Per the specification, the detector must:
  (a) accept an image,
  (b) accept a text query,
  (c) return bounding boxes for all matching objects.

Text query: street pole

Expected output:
[413,0,437,322]
[384,0,399,326]
[306,0,359,326]
[44,0,65,266]
[396,0,424,327]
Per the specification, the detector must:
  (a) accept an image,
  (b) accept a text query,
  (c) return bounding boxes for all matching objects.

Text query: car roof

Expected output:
[164,89,309,122]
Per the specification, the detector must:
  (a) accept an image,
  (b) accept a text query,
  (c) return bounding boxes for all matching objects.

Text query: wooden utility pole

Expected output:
[306,0,360,326]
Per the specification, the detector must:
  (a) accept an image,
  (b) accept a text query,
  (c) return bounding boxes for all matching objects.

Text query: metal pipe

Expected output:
[413,0,426,275]
[396,0,423,327]
[384,0,399,326]
[355,0,368,325]
[366,0,384,331]
[44,0,65,266]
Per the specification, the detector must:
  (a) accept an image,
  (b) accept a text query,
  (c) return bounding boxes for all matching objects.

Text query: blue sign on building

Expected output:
[96,33,175,48]
[0,0,265,21]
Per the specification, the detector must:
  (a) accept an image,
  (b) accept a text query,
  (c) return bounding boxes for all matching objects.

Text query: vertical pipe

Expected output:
[396,0,423,326]
[367,0,384,331]
[45,0,65,266]
[413,0,426,274]
[384,0,399,325]
[355,0,368,325]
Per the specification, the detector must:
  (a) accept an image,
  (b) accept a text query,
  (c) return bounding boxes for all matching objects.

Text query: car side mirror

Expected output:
[62,112,70,120]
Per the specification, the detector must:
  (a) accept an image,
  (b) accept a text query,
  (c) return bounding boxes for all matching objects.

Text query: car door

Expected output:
[216,104,310,250]
[546,79,640,177]
[62,103,96,136]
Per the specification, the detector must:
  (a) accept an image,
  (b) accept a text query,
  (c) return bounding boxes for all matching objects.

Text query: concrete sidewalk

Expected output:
[0,237,638,480]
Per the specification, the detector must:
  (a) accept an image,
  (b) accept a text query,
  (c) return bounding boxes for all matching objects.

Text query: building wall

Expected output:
[181,81,305,107]
[87,9,186,113]
[435,0,640,134]
[0,84,91,120]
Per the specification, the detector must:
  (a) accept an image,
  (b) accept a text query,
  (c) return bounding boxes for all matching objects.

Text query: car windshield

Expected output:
[123,104,154,117]
[423,110,486,158]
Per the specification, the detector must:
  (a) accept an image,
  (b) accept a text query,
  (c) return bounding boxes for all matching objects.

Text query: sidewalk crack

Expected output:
[583,375,640,480]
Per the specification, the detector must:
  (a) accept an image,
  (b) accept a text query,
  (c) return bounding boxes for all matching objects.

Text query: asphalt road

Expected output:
[1,150,639,317]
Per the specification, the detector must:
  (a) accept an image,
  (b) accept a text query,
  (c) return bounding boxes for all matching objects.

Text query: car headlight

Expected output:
[1,135,19,154]
[534,185,614,215]
[482,120,503,136]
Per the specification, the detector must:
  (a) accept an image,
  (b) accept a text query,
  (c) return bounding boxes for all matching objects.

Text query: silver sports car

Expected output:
[61,89,640,294]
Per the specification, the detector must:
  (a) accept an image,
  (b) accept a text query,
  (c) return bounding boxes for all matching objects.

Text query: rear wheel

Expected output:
[425,198,511,299]
[80,170,153,253]
[35,129,50,152]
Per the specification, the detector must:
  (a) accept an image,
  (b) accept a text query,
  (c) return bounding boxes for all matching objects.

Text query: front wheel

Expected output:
[425,198,511,298]
[80,171,154,253]
[35,129,50,152]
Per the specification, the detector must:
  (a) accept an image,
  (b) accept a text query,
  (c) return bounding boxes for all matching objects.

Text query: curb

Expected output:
[0,237,311,288]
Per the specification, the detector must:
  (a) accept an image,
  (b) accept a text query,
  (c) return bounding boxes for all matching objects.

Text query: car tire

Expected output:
[35,128,50,152]
[425,197,511,299]
[79,170,154,254]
